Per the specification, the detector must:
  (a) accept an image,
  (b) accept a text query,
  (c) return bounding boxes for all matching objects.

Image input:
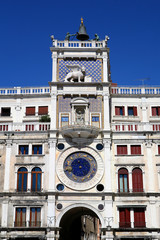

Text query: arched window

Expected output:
[118,168,129,192]
[31,167,42,191]
[132,168,143,192]
[17,167,28,192]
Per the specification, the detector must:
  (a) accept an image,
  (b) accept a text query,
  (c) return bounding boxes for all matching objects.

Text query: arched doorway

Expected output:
[59,207,101,240]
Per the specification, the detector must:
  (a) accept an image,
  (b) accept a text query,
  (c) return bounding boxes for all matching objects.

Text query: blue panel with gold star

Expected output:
[58,59,102,82]
[63,152,97,183]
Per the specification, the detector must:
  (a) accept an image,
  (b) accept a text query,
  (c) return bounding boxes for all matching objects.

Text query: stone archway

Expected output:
[58,205,103,240]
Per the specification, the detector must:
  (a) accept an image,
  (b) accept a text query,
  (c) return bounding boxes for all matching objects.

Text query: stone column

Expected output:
[103,140,112,191]
[48,139,56,191]
[145,140,155,192]
[103,52,108,82]
[130,208,134,228]
[1,200,9,227]
[4,139,12,191]
[52,52,57,82]
[50,93,57,130]
[128,170,133,193]
[103,90,110,131]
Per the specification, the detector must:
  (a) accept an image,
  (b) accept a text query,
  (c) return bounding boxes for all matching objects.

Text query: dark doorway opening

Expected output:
[59,207,101,240]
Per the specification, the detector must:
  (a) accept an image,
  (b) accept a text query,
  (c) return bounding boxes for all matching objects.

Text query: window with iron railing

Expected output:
[15,208,26,227]
[30,207,41,227]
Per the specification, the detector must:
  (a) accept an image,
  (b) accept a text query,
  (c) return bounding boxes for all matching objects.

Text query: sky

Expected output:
[0,0,160,88]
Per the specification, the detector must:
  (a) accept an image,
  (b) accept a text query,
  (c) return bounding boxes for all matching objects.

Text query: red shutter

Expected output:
[125,208,130,227]
[115,107,120,115]
[26,107,35,116]
[119,209,125,227]
[158,145,160,155]
[134,208,145,227]
[132,168,143,192]
[38,106,48,115]
[158,107,160,116]
[152,107,157,116]
[133,106,137,116]
[131,145,141,155]
[122,106,125,116]
[117,145,127,155]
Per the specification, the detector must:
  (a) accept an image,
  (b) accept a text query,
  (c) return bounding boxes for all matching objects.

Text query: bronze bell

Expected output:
[76,18,89,41]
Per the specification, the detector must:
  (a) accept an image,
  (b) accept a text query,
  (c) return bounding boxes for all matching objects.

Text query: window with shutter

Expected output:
[30,207,41,227]
[118,168,129,192]
[152,107,160,116]
[131,145,141,155]
[38,106,48,115]
[119,208,131,228]
[115,106,125,116]
[117,145,127,155]
[132,168,143,192]
[15,208,26,227]
[134,208,145,228]
[26,107,35,116]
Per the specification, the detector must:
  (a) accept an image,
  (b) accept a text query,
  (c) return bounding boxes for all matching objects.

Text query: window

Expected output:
[30,207,41,227]
[118,168,129,192]
[91,115,100,127]
[26,107,35,116]
[131,145,141,155]
[152,106,160,116]
[132,168,143,192]
[115,106,125,116]
[1,107,11,116]
[117,145,127,155]
[128,106,137,116]
[15,207,26,227]
[38,106,48,115]
[32,145,42,154]
[19,145,29,155]
[61,115,69,127]
[119,208,131,228]
[134,208,145,228]
[31,167,42,192]
[17,167,28,192]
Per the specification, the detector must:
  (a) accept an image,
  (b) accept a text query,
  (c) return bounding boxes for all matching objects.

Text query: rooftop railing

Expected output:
[52,39,106,48]
[0,122,50,132]
[0,86,50,95]
[111,86,160,95]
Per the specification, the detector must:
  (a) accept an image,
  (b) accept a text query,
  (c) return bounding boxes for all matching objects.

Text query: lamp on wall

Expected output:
[104,217,113,231]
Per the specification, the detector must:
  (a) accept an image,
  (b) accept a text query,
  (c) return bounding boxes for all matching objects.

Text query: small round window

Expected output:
[57,143,65,150]
[96,144,104,151]
[96,184,104,192]
[56,183,64,191]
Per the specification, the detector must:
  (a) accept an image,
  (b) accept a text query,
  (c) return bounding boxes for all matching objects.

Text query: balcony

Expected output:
[112,122,160,132]
[0,122,50,132]
[119,222,131,228]
[14,221,41,228]
[61,124,100,147]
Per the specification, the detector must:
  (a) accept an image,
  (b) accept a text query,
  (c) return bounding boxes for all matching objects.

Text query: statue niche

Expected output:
[65,65,85,82]
[76,108,85,125]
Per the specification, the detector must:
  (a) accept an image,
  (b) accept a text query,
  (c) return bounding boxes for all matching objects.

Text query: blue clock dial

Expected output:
[63,152,97,183]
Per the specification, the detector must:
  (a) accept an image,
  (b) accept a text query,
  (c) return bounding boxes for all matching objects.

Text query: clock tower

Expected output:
[48,19,112,240]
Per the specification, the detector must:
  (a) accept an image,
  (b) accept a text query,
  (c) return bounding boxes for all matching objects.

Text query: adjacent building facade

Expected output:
[0,21,160,240]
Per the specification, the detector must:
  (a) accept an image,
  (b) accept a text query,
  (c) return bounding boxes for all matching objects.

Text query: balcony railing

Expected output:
[134,221,146,228]
[14,221,27,227]
[53,40,106,48]
[119,222,131,228]
[112,86,160,95]
[112,122,160,132]
[0,86,50,95]
[0,122,50,132]
[14,221,41,227]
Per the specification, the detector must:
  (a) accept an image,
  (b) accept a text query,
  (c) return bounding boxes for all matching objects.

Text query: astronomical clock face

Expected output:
[56,147,104,191]
[63,152,97,183]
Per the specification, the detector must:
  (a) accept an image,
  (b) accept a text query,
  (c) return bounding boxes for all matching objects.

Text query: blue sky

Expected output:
[0,0,160,87]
